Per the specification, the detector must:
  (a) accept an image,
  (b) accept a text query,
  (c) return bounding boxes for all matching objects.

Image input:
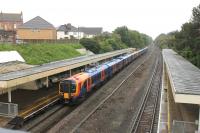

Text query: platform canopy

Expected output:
[0,48,134,89]
[163,49,200,104]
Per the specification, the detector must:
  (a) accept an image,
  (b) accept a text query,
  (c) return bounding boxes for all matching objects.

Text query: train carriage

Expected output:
[59,47,148,103]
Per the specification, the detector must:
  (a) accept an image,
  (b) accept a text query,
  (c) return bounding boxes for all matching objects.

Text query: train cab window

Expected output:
[60,80,76,93]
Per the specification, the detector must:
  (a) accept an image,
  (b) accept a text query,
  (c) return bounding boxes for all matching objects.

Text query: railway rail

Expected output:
[22,105,75,133]
[128,53,162,133]
[5,92,60,129]
[66,46,156,133]
[5,95,74,132]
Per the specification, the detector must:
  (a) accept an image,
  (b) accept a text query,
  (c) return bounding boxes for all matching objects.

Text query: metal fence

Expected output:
[0,102,18,117]
[172,120,197,133]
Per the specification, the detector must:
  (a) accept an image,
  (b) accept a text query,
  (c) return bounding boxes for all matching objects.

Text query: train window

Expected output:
[60,80,76,93]
[60,82,67,92]
[98,73,101,80]
[83,81,87,89]
[105,68,108,76]
[92,75,97,83]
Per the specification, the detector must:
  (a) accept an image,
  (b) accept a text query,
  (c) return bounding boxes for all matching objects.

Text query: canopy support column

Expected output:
[8,88,12,103]
[46,76,49,88]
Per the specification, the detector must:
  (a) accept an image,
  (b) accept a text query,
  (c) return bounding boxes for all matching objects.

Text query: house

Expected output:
[79,27,102,38]
[0,12,23,43]
[17,16,56,41]
[57,23,83,39]
[57,23,103,39]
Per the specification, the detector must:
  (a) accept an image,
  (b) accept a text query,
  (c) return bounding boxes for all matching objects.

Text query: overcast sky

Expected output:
[1,0,199,38]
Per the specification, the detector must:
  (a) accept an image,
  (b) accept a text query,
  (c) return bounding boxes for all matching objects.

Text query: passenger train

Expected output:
[59,47,148,103]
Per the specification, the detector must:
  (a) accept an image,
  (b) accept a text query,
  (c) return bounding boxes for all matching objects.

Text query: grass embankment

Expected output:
[0,43,83,65]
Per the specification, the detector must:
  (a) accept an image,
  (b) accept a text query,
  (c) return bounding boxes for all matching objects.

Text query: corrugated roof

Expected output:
[163,49,200,95]
[0,12,22,22]
[18,16,55,29]
[79,27,102,35]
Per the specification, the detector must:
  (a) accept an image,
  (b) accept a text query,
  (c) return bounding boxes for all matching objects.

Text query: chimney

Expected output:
[21,11,23,22]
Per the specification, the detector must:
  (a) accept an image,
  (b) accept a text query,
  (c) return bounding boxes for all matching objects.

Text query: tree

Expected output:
[80,26,152,54]
[192,4,200,24]
[114,26,152,48]
[79,38,101,54]
[114,26,133,47]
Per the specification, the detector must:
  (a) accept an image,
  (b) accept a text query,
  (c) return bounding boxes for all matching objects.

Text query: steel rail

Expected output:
[24,104,64,131]
[128,54,162,133]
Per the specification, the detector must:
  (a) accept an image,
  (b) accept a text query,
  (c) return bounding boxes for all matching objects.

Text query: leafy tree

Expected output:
[114,26,133,47]
[192,4,200,24]
[114,26,152,48]
[80,26,152,54]
[79,38,101,54]
[154,4,200,68]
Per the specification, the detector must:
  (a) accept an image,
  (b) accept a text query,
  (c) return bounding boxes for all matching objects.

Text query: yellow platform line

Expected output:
[19,94,59,117]
[166,69,171,133]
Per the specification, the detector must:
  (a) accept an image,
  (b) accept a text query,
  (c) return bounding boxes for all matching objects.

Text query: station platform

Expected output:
[0,87,57,111]
[0,117,11,127]
[159,49,200,132]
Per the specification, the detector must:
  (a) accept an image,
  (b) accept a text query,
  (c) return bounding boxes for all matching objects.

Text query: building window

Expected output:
[32,29,40,32]
[73,32,77,35]
[14,24,17,29]
[65,31,68,35]
[4,25,7,30]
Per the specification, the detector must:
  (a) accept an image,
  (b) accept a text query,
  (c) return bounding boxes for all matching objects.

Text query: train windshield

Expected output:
[60,80,76,93]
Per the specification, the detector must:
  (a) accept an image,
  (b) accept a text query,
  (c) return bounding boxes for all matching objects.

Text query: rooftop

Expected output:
[0,12,22,22]
[18,16,55,29]
[79,27,102,35]
[57,23,78,32]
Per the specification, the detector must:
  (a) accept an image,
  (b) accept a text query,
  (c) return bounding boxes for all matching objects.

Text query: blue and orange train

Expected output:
[59,47,148,103]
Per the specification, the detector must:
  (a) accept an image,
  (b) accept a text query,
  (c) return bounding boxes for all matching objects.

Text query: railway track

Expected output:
[7,46,154,133]
[66,46,156,133]
[22,105,75,133]
[128,53,162,133]
[23,50,151,133]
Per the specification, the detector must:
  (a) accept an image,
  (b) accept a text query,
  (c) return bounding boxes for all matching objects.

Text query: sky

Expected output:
[0,0,199,39]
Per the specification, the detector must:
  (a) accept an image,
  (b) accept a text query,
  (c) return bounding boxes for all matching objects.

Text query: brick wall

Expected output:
[17,28,57,40]
[0,21,22,31]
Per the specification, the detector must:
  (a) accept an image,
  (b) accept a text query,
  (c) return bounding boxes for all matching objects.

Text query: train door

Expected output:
[80,81,87,97]
[87,78,92,91]
[101,69,105,81]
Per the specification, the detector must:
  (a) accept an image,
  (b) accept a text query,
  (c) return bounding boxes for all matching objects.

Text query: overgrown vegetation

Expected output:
[154,4,200,68]
[80,27,152,54]
[0,43,82,65]
[0,27,152,65]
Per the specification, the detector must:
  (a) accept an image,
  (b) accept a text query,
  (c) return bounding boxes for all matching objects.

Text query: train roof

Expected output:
[64,72,89,82]
[86,64,108,74]
[117,54,132,59]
